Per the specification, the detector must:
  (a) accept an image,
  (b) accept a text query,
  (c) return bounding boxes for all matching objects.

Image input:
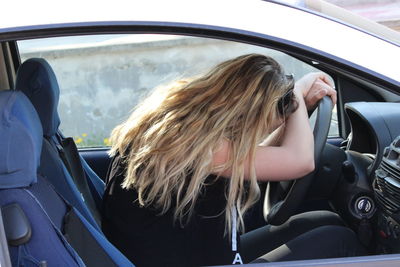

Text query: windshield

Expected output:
[273,0,400,46]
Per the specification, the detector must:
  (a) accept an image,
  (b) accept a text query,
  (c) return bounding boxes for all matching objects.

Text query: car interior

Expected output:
[0,30,400,266]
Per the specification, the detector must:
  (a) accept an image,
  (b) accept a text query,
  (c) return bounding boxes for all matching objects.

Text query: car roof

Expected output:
[1,0,399,83]
[276,0,400,46]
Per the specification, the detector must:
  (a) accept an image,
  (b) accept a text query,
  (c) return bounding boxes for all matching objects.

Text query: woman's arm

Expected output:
[259,125,284,147]
[212,73,336,181]
[213,91,313,181]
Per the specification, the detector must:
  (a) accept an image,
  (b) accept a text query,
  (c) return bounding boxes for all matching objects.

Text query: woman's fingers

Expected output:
[311,72,335,88]
[320,75,335,89]
[315,79,337,105]
[304,79,337,111]
[295,72,334,97]
[324,85,337,106]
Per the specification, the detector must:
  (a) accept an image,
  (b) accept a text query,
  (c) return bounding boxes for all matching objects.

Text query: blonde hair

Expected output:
[110,54,296,234]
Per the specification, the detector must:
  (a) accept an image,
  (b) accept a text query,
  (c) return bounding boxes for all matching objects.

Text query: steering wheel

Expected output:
[263,96,333,226]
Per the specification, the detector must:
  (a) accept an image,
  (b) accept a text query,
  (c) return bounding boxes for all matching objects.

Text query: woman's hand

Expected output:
[295,72,337,112]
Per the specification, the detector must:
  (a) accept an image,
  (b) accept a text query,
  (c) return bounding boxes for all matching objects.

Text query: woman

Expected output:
[102,54,364,266]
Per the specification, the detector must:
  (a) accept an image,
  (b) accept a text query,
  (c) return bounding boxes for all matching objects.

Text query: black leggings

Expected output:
[240,210,366,263]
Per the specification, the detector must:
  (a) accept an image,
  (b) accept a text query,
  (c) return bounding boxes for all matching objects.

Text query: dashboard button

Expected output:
[379,230,388,239]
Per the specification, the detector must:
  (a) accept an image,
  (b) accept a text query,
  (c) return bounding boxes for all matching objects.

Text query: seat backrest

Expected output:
[0,90,134,266]
[15,58,104,230]
[0,90,83,266]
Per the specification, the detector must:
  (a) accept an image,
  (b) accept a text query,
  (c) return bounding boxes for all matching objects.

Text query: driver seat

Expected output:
[15,58,104,230]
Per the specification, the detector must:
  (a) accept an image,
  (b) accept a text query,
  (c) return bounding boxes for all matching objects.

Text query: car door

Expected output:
[6,18,400,266]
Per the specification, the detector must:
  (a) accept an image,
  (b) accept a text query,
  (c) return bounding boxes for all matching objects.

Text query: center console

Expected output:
[373,136,400,253]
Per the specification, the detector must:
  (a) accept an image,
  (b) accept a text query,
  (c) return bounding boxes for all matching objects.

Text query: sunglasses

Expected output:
[277,74,295,117]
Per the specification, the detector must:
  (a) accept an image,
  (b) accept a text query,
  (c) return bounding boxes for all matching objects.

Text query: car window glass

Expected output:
[18,34,339,148]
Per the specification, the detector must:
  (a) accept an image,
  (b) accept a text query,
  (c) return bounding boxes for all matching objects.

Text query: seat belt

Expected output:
[51,135,101,227]
[29,175,124,266]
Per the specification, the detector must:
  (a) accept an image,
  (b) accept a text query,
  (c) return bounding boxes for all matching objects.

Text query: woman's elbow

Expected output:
[300,156,315,176]
[305,159,315,174]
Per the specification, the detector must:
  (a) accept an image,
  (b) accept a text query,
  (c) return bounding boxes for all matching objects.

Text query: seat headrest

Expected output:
[15,58,60,138]
[0,91,43,188]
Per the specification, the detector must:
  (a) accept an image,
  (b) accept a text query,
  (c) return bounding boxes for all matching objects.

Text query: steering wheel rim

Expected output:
[263,96,333,226]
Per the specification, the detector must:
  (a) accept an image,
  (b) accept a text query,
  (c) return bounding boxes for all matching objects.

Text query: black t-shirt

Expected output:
[101,154,241,267]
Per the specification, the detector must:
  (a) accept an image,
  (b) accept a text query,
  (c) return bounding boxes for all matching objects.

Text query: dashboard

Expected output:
[345,102,400,173]
[331,101,400,253]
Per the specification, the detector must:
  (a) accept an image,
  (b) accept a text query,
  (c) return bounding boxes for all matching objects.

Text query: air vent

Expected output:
[374,136,400,214]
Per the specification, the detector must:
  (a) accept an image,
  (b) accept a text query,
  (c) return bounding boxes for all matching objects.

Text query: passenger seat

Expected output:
[0,90,133,266]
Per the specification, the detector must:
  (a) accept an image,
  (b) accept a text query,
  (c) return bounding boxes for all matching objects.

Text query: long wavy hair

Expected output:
[110,54,297,234]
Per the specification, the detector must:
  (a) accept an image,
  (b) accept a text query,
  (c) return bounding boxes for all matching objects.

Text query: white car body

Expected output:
[1,1,400,266]
[0,0,399,83]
